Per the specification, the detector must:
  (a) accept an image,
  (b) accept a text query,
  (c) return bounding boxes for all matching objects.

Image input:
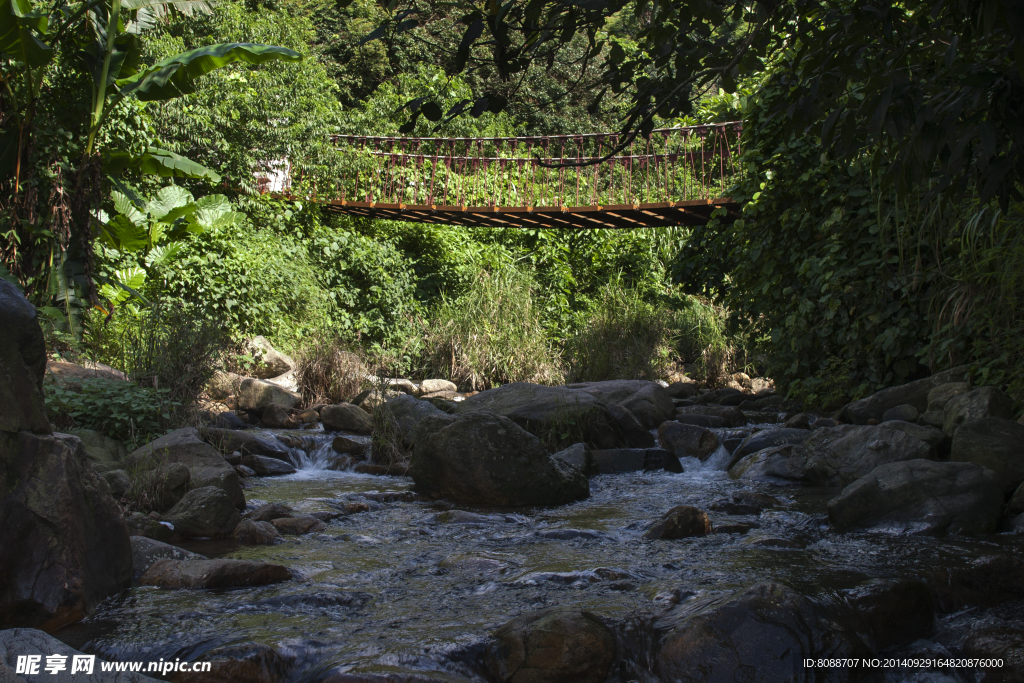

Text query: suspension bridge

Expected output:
[259,122,744,229]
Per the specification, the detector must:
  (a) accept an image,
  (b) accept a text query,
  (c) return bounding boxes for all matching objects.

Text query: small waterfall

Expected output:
[702,443,733,471]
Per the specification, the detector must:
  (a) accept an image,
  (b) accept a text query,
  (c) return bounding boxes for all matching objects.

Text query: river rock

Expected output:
[655,582,867,682]
[882,403,919,423]
[943,387,1015,435]
[140,559,291,589]
[675,405,745,428]
[127,428,244,509]
[0,628,159,682]
[272,516,327,535]
[729,428,812,467]
[551,443,596,476]
[0,281,49,434]
[418,378,457,395]
[800,424,932,487]
[658,422,718,460]
[385,393,446,447]
[68,428,126,471]
[101,469,131,498]
[485,608,615,683]
[0,431,133,631]
[244,502,294,522]
[236,377,300,412]
[456,383,630,448]
[590,448,682,474]
[409,411,588,506]
[261,403,296,429]
[125,512,180,543]
[320,402,374,434]
[241,454,296,476]
[838,366,970,424]
[928,555,1024,612]
[827,459,1002,535]
[331,435,368,455]
[200,426,291,461]
[643,506,712,539]
[605,402,655,447]
[570,379,675,429]
[728,445,806,482]
[163,486,242,538]
[232,519,282,545]
[666,381,699,399]
[783,412,810,429]
[878,420,949,458]
[207,411,249,430]
[951,418,1024,492]
[926,381,971,413]
[207,370,243,400]
[244,335,294,379]
[962,627,1024,683]
[135,461,191,511]
[130,536,204,580]
[840,578,934,650]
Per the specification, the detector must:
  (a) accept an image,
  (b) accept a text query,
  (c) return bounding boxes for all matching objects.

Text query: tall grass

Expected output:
[670,295,737,385]
[294,335,370,406]
[563,279,675,382]
[416,268,564,390]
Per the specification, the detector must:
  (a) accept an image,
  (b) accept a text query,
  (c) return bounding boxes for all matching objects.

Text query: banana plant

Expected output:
[96,185,242,310]
[0,0,302,183]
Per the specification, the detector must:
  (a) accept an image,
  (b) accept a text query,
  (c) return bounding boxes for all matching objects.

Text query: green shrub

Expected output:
[45,378,175,449]
[417,268,564,390]
[563,279,675,382]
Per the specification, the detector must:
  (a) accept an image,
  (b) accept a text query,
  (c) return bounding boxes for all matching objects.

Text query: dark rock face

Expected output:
[658,422,719,460]
[643,506,712,539]
[130,536,204,580]
[485,608,615,683]
[878,420,950,458]
[605,402,655,448]
[881,403,919,423]
[0,432,132,631]
[261,403,295,428]
[128,428,244,510]
[551,443,596,477]
[961,627,1024,683]
[244,502,295,523]
[728,445,805,482]
[951,418,1024,492]
[827,459,1002,535]
[570,380,675,429]
[456,382,629,449]
[729,428,811,467]
[591,448,682,474]
[800,424,933,487]
[675,405,745,428]
[666,382,699,399]
[654,582,868,683]
[838,366,970,424]
[410,411,589,506]
[240,453,296,476]
[0,628,158,682]
[163,486,242,538]
[0,280,50,434]
[139,559,291,589]
[386,394,447,448]
[271,516,327,535]
[927,555,1024,612]
[943,387,1016,435]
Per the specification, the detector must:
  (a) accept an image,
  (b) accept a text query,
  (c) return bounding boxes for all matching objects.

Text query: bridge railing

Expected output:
[317,122,743,208]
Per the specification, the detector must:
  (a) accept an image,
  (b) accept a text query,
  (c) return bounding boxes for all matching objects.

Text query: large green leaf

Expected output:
[0,0,52,68]
[146,184,193,222]
[99,267,147,306]
[116,42,301,102]
[102,214,150,252]
[105,147,221,182]
[112,191,146,225]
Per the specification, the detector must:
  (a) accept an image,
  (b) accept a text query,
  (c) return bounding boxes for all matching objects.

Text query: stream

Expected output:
[54,423,1024,682]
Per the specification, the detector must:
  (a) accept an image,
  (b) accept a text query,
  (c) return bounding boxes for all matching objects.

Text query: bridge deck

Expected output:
[320,198,739,229]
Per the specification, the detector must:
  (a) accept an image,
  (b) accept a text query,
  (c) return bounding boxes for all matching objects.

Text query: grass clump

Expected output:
[294,334,370,406]
[417,268,564,390]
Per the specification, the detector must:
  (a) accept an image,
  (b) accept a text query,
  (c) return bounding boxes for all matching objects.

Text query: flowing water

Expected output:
[55,424,1024,682]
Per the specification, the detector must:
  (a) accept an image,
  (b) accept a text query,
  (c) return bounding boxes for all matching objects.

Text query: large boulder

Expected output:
[140,559,291,589]
[0,280,49,434]
[951,418,1024,492]
[200,426,292,461]
[409,411,589,506]
[551,443,596,477]
[386,393,447,448]
[655,582,868,682]
[320,402,374,434]
[456,383,631,449]
[127,428,244,510]
[570,380,675,429]
[878,420,949,458]
[827,459,1002,535]
[130,536,204,580]
[245,335,294,379]
[657,422,719,461]
[235,377,300,412]
[241,454,296,476]
[232,519,282,545]
[728,445,806,482]
[0,432,132,631]
[943,387,1016,435]
[163,486,242,538]
[838,366,971,424]
[0,628,159,681]
[926,381,971,413]
[728,428,812,467]
[206,370,243,400]
[134,461,191,512]
[800,424,932,487]
[67,428,126,472]
[485,608,615,683]
[604,402,655,448]
[674,405,745,428]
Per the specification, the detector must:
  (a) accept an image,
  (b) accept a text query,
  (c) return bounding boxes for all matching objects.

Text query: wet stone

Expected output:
[535,528,618,542]
[243,502,294,523]
[643,506,712,540]
[271,516,327,535]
